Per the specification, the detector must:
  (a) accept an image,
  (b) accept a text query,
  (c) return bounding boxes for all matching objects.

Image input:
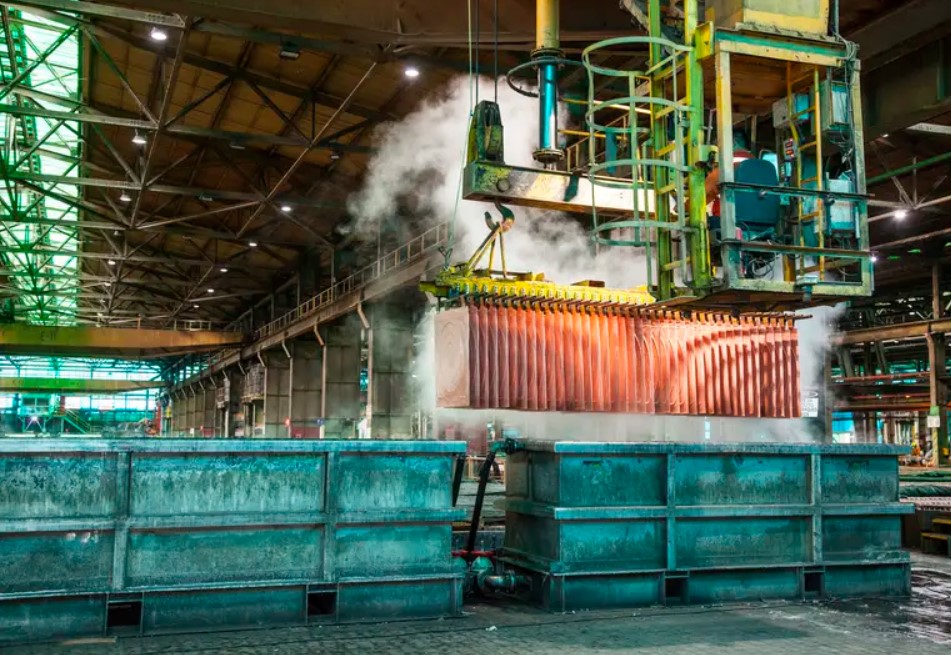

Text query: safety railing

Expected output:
[254,220,450,341]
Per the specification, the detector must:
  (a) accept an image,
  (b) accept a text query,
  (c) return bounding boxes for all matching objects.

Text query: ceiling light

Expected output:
[279,41,301,61]
[207,288,214,294]
[280,204,292,212]
[107,259,116,266]
[149,26,167,42]
[330,151,341,161]
[248,241,258,247]
[131,131,147,146]
[219,267,228,273]
[895,209,908,220]
[104,281,112,287]
[119,191,131,203]
[193,304,200,309]
[228,140,246,150]
[882,133,890,138]
[198,192,214,203]
[871,254,878,263]
[404,65,420,79]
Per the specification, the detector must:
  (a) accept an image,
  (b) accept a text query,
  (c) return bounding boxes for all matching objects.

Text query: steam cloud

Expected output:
[353,75,845,444]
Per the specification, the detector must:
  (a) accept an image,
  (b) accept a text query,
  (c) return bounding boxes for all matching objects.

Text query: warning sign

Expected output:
[801,390,820,418]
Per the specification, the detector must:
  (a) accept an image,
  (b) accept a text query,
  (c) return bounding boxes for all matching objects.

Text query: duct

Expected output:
[434,304,801,418]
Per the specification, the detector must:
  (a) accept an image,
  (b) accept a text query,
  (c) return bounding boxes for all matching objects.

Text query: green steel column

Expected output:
[649,0,674,299]
[685,1,712,290]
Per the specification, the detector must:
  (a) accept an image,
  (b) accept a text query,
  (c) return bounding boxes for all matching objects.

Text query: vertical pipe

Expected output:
[533,0,563,164]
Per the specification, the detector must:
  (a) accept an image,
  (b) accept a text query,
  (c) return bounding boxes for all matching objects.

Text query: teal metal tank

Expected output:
[0,438,466,643]
[500,440,912,611]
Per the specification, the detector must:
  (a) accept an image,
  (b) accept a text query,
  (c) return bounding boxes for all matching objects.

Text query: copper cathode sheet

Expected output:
[434,305,801,417]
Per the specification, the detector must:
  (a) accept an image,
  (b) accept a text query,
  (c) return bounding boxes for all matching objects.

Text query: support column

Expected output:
[185,387,198,435]
[290,340,323,438]
[367,303,416,439]
[262,349,291,438]
[202,384,216,436]
[324,316,362,439]
[930,262,949,465]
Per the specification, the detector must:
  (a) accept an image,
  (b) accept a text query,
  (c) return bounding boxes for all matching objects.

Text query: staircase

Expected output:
[55,408,91,434]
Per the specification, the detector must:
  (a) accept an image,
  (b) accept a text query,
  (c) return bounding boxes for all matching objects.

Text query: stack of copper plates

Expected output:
[435,303,800,417]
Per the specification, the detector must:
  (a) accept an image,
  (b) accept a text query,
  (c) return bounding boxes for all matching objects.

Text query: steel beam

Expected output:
[0,324,244,357]
[462,162,653,215]
[0,377,164,394]
[832,318,951,346]
[863,33,951,140]
[0,102,351,149]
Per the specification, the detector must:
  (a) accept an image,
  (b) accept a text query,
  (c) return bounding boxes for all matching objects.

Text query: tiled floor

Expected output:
[6,554,951,655]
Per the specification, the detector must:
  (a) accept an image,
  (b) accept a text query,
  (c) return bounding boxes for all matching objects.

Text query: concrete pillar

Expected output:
[367,304,415,439]
[201,385,216,436]
[185,388,197,435]
[262,350,291,438]
[323,316,362,439]
[290,340,323,438]
[185,386,201,437]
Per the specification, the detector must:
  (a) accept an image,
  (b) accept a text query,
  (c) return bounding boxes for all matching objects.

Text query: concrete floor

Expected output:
[4,554,951,655]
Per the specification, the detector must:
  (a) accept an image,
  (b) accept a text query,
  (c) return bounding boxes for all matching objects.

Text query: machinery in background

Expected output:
[424,0,869,416]
[455,0,870,311]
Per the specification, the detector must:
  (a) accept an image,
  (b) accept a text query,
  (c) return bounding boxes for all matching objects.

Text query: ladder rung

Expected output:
[654,105,676,119]
[657,143,677,157]
[656,183,677,196]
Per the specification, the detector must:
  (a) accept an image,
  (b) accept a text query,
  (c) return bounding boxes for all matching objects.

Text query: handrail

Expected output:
[179,221,451,386]
[253,220,449,341]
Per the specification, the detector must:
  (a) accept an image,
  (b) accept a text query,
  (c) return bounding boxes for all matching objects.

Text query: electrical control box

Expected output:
[707,0,831,37]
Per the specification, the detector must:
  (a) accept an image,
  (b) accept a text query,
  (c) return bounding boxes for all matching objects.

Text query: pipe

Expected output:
[281,339,291,359]
[355,301,370,330]
[533,0,562,164]
[833,372,928,383]
[319,329,327,437]
[867,150,951,186]
[535,0,559,50]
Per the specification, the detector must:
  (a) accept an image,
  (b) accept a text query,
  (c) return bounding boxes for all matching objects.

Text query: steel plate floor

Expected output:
[4,554,951,655]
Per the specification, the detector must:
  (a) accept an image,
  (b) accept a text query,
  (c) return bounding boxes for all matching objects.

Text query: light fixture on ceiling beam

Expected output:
[104,281,112,287]
[119,191,131,202]
[871,253,878,263]
[228,140,246,150]
[107,259,116,266]
[248,240,258,247]
[149,26,168,42]
[207,288,215,294]
[132,131,147,146]
[330,151,341,161]
[193,304,200,308]
[280,204,292,212]
[219,267,228,273]
[279,41,301,61]
[404,65,420,79]
[198,192,214,203]
[895,209,908,220]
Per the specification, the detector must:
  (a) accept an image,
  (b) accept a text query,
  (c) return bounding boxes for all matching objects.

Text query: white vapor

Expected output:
[351,75,843,443]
